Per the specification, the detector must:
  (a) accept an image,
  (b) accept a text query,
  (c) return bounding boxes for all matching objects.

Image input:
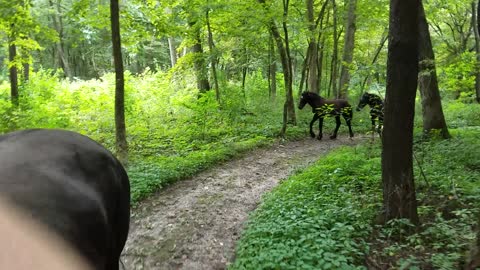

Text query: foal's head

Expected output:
[298,92,322,110]
[356,92,373,111]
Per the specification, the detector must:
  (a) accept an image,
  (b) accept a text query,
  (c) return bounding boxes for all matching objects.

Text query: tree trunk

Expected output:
[418,1,450,139]
[110,0,128,165]
[299,52,308,95]
[360,30,388,93]
[189,21,211,93]
[338,0,357,99]
[306,0,319,94]
[9,41,19,106]
[318,8,330,95]
[23,63,29,82]
[330,0,339,98]
[168,37,177,68]
[206,10,220,102]
[381,0,420,226]
[258,0,296,135]
[268,35,277,100]
[473,1,480,103]
[49,0,72,80]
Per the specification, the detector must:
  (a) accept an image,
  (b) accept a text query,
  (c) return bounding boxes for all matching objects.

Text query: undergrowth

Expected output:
[0,70,371,203]
[231,127,480,269]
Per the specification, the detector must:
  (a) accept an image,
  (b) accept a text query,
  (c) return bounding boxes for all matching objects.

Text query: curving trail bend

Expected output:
[122,136,363,270]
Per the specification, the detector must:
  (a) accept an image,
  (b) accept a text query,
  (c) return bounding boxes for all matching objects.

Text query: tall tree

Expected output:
[418,1,450,139]
[268,34,277,100]
[48,0,72,80]
[258,0,296,136]
[206,9,220,102]
[473,1,480,103]
[329,0,339,98]
[167,37,177,68]
[338,0,357,99]
[189,20,211,93]
[110,0,128,165]
[306,0,318,94]
[381,0,420,225]
[8,38,19,106]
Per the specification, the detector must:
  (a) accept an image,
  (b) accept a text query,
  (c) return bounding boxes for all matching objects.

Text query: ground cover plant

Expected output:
[231,123,480,269]
[0,70,372,203]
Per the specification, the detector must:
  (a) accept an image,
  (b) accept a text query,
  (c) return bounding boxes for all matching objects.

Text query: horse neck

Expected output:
[311,96,326,107]
[369,96,383,107]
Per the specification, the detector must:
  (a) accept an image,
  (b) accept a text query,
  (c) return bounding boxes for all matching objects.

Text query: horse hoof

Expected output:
[330,135,337,140]
[316,136,322,140]
[310,134,316,138]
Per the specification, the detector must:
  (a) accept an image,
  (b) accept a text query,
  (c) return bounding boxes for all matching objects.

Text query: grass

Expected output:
[230,126,480,269]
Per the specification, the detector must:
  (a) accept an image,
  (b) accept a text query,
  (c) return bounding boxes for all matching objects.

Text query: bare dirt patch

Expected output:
[122,136,364,270]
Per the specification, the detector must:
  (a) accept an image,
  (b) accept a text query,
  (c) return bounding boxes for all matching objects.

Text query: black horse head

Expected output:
[356,92,372,111]
[298,92,322,110]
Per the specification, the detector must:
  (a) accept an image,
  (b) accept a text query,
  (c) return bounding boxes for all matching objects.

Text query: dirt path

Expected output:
[122,136,363,270]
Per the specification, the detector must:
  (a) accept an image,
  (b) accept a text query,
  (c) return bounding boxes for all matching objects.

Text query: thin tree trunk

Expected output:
[206,10,220,102]
[381,0,420,226]
[318,8,330,95]
[418,1,450,139]
[9,41,19,106]
[168,37,177,68]
[49,0,72,80]
[360,30,388,93]
[338,0,357,99]
[298,51,308,95]
[331,0,339,98]
[473,1,480,103]
[23,63,29,82]
[189,21,211,93]
[281,0,296,126]
[258,0,296,136]
[306,0,319,94]
[110,0,128,165]
[268,35,277,100]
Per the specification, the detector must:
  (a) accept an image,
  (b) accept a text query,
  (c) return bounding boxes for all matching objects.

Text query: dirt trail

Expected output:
[122,136,362,270]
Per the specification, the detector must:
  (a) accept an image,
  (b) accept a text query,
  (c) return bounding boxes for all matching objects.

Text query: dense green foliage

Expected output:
[231,144,381,269]
[231,123,480,269]
[1,0,479,267]
[1,0,477,102]
[0,69,372,202]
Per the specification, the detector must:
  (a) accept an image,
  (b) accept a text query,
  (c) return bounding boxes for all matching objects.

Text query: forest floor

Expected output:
[121,135,366,270]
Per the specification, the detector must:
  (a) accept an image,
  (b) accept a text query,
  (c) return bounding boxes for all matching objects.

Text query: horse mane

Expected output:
[305,91,324,100]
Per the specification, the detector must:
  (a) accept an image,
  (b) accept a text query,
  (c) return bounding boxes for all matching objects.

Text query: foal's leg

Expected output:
[309,114,319,138]
[330,115,341,139]
[317,117,324,140]
[371,114,376,134]
[345,114,354,138]
[377,116,383,137]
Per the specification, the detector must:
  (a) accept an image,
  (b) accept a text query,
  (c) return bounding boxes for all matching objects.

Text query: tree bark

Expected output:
[268,35,277,100]
[473,1,480,103]
[206,10,220,102]
[360,30,388,93]
[418,1,450,139]
[258,0,296,136]
[189,21,211,93]
[110,0,128,165]
[330,0,339,98]
[306,0,319,94]
[168,37,177,68]
[338,0,357,99]
[49,0,72,80]
[23,63,29,82]
[381,0,420,226]
[9,41,19,106]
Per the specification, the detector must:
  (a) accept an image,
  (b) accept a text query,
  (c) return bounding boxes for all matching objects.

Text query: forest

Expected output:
[1,0,480,268]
